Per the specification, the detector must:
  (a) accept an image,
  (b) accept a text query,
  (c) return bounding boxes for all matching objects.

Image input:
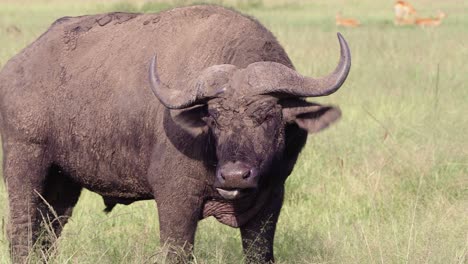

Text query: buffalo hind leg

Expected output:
[4,142,81,263]
[240,187,284,264]
[37,164,82,255]
[3,143,49,263]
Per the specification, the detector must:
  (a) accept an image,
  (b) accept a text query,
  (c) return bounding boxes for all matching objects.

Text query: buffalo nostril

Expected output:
[220,173,226,180]
[241,170,251,179]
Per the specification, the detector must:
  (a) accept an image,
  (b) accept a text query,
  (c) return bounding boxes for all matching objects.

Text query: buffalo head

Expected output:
[149,33,351,200]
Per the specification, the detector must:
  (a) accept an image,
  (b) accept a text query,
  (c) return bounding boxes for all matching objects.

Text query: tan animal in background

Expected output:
[394,0,417,25]
[336,12,360,27]
[415,11,446,27]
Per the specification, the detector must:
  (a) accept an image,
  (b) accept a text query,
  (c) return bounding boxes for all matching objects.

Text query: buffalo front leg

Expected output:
[3,143,49,263]
[155,177,205,262]
[240,187,284,264]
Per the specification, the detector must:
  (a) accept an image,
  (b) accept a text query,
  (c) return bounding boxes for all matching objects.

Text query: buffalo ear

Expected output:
[281,99,341,133]
[172,105,208,137]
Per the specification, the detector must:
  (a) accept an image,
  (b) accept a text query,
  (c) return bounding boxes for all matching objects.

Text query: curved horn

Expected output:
[247,33,351,97]
[149,55,204,109]
[149,55,234,109]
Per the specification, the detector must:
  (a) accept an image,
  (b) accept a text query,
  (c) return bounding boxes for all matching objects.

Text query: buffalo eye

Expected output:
[250,109,275,126]
[203,116,218,128]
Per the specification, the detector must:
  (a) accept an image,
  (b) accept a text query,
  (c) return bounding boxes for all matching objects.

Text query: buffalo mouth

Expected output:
[216,188,256,200]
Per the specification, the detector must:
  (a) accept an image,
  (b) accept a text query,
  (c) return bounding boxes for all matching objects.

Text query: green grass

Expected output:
[0,0,467,263]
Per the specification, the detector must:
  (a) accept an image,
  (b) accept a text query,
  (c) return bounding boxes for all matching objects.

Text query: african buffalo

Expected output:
[0,5,350,263]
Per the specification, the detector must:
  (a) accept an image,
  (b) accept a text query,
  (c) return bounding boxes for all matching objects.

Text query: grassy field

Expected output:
[0,0,467,263]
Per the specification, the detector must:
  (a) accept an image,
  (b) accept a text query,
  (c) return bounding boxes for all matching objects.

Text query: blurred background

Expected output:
[0,0,467,263]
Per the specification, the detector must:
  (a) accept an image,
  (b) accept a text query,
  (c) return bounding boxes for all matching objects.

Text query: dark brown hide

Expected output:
[0,5,349,263]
